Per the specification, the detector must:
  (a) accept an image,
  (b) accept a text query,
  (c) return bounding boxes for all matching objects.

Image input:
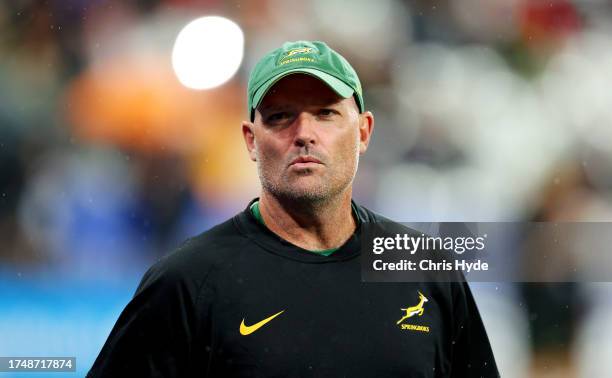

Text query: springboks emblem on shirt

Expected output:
[396,292,430,332]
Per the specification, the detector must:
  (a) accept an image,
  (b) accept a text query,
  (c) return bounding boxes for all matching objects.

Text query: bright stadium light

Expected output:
[172,16,244,90]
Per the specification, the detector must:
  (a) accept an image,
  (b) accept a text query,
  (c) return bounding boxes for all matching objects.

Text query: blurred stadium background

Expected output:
[2,0,612,376]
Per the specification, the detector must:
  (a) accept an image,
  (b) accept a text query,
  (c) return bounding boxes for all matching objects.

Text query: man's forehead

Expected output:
[259,93,343,111]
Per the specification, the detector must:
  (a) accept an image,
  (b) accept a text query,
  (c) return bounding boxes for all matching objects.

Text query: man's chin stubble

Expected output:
[260,175,341,205]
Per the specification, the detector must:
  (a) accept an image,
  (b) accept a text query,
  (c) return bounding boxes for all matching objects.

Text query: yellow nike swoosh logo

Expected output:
[239,310,285,336]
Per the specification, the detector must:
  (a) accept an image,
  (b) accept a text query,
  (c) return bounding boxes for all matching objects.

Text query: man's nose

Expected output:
[293,112,317,147]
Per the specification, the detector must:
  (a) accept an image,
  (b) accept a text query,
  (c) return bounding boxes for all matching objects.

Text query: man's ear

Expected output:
[242,121,257,162]
[358,111,375,154]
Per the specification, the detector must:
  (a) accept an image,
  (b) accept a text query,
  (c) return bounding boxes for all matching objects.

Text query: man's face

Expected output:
[242,74,373,203]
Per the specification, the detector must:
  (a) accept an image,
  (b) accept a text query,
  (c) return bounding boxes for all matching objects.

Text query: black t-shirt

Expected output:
[87,200,499,377]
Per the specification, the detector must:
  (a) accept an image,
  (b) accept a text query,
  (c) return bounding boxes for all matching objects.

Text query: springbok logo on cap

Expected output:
[285,47,314,57]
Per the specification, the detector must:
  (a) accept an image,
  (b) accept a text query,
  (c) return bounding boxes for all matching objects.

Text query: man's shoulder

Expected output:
[355,203,423,236]
[354,202,393,223]
[146,215,248,283]
[182,215,247,253]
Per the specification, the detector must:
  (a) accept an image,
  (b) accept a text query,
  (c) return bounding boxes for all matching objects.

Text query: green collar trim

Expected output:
[250,200,357,257]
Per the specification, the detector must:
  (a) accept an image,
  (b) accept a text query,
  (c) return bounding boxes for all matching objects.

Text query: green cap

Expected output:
[247,40,364,121]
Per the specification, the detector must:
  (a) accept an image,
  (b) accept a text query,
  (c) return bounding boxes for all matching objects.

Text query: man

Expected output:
[88,40,499,377]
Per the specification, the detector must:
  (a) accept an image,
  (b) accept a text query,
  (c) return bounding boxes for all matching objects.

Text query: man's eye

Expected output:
[318,109,336,117]
[267,112,290,122]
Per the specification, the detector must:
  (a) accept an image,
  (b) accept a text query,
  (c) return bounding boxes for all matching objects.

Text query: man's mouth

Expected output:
[289,156,324,167]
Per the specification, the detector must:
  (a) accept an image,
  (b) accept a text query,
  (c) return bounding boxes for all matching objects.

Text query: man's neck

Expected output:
[258,190,357,251]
